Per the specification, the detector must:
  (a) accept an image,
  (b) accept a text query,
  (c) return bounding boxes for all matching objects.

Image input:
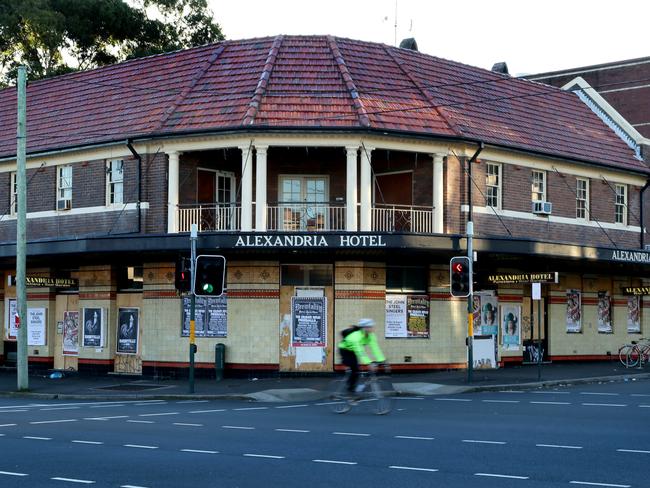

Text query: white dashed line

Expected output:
[177,400,209,404]
[90,404,125,409]
[0,409,27,413]
[275,404,308,409]
[631,393,650,397]
[332,432,370,437]
[616,448,650,454]
[498,390,525,393]
[536,444,583,449]
[395,435,434,440]
[181,449,219,454]
[530,401,571,405]
[462,439,506,445]
[51,477,95,483]
[394,397,425,401]
[72,440,104,445]
[173,423,203,427]
[389,466,438,472]
[569,482,630,487]
[580,392,619,396]
[222,425,255,430]
[30,419,77,425]
[435,398,472,402]
[581,403,627,407]
[23,436,52,440]
[275,429,310,433]
[121,485,149,488]
[234,407,268,411]
[0,424,17,427]
[482,400,520,403]
[138,412,179,417]
[0,470,28,476]
[639,405,650,408]
[40,406,81,411]
[313,459,357,465]
[123,444,158,450]
[127,420,154,424]
[475,473,529,479]
[189,409,226,414]
[532,391,570,394]
[84,416,129,421]
[244,454,285,459]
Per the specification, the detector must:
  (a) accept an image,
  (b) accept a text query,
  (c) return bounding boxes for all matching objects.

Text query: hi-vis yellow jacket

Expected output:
[338,329,386,365]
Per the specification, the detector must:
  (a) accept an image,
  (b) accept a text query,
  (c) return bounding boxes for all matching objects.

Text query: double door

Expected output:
[197,169,236,231]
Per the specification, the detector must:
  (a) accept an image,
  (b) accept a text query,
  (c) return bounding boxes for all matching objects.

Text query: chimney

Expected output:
[491,62,509,75]
[399,38,418,51]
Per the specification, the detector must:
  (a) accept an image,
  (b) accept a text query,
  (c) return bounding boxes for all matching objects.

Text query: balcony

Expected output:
[176,203,435,234]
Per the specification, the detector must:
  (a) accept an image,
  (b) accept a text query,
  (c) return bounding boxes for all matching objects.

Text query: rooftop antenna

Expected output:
[394,0,398,46]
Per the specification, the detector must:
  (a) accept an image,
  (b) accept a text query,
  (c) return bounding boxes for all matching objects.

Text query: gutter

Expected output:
[126,140,142,234]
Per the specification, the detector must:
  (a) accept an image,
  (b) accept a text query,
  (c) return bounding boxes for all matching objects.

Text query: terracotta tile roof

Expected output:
[0,35,645,173]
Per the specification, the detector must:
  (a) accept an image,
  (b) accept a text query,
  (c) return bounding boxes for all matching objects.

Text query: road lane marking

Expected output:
[234,407,268,411]
[51,477,95,484]
[332,432,370,437]
[475,473,529,479]
[72,440,104,445]
[482,400,520,403]
[462,439,506,445]
[244,454,285,459]
[127,420,154,424]
[173,423,203,427]
[395,397,425,400]
[0,424,17,427]
[631,393,650,397]
[313,459,357,465]
[189,409,226,413]
[222,425,255,430]
[84,416,129,421]
[498,390,525,393]
[530,401,571,405]
[90,404,125,409]
[40,406,80,411]
[177,400,209,404]
[23,436,52,440]
[580,392,619,396]
[275,429,310,433]
[121,485,149,488]
[181,449,219,454]
[0,471,28,476]
[0,409,27,413]
[581,403,627,407]
[389,466,438,472]
[275,404,308,409]
[124,444,158,449]
[616,449,650,454]
[435,398,472,402]
[536,444,583,449]
[138,412,179,417]
[395,436,434,440]
[30,419,78,425]
[639,405,650,408]
[532,391,570,394]
[569,482,630,487]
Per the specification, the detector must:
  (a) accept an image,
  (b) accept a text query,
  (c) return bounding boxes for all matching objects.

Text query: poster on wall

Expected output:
[597,291,613,334]
[472,296,481,335]
[6,299,17,340]
[117,307,139,354]
[566,289,582,333]
[479,295,498,336]
[627,296,641,333]
[27,308,47,346]
[63,311,79,355]
[291,296,326,347]
[182,296,227,338]
[385,295,407,338]
[406,295,430,338]
[473,336,498,369]
[83,308,104,347]
[501,304,521,350]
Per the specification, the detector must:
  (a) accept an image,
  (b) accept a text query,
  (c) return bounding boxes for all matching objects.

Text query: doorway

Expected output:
[374,171,413,231]
[197,169,236,230]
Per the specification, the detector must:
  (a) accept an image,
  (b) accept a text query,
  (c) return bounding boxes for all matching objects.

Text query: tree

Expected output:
[0,0,224,86]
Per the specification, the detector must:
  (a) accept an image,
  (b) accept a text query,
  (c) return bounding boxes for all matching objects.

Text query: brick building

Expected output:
[0,36,648,377]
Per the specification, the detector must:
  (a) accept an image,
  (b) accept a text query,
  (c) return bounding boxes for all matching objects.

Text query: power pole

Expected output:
[16,66,28,391]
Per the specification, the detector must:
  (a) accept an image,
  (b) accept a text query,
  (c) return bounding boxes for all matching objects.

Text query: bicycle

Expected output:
[326,363,392,415]
[618,338,650,368]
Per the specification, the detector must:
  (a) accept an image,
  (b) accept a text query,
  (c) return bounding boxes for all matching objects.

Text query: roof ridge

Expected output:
[151,44,226,133]
[326,35,370,127]
[382,45,461,137]
[242,35,284,125]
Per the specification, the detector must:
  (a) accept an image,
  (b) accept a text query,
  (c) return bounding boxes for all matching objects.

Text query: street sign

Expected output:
[487,272,558,285]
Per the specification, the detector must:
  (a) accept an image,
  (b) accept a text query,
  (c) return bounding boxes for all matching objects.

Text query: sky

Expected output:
[208,0,649,76]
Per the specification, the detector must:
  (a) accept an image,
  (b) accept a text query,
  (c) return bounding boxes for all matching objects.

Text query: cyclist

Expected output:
[338,318,386,395]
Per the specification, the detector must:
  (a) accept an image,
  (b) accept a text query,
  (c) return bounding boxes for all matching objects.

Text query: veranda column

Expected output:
[345,146,359,231]
[167,151,179,233]
[255,145,268,231]
[432,153,445,234]
[360,146,373,231]
[240,145,253,231]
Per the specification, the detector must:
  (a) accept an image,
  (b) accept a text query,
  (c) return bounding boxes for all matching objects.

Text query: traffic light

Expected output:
[450,256,471,297]
[194,255,226,297]
[175,257,191,293]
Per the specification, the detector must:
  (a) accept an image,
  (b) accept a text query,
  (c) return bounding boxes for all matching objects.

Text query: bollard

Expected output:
[215,343,225,381]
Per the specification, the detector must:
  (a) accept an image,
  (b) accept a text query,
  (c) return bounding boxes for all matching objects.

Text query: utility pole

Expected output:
[16,66,28,391]
[189,224,197,393]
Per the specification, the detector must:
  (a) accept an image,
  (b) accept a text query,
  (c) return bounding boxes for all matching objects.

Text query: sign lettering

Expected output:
[487,272,558,284]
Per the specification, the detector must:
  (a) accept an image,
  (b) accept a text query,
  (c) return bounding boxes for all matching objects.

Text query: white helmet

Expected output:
[357,318,375,328]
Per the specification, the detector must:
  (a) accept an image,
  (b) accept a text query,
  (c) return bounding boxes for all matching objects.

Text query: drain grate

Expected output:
[96,384,163,391]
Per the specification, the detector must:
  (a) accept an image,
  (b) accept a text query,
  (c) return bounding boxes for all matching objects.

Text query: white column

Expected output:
[255,145,268,231]
[240,145,253,231]
[433,153,444,234]
[360,146,373,231]
[167,151,179,233]
[345,146,358,231]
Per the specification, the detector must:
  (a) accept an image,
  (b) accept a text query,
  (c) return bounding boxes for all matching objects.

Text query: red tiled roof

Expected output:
[0,35,645,173]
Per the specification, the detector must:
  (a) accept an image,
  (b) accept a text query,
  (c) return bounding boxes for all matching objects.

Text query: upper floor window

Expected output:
[576,178,589,220]
[10,172,17,215]
[485,163,501,208]
[107,159,124,205]
[531,170,546,202]
[615,184,627,225]
[57,165,72,210]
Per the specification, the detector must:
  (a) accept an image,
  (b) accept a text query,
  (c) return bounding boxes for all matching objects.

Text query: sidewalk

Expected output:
[0,362,648,402]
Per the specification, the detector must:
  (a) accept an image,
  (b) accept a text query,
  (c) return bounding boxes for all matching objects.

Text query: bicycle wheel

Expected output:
[369,378,391,415]
[627,345,641,368]
[326,379,351,414]
[618,345,635,368]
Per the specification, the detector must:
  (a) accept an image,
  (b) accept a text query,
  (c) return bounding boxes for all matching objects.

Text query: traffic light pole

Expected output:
[467,222,474,384]
[189,224,197,394]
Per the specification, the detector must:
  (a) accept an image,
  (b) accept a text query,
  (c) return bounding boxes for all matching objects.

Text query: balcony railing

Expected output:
[267,203,346,232]
[372,204,435,233]
[178,204,241,232]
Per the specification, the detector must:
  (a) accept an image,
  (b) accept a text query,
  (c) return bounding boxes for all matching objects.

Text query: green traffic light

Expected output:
[202,283,214,293]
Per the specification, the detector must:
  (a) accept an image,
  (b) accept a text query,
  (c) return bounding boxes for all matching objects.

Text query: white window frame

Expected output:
[57,165,73,209]
[10,171,17,215]
[531,170,546,202]
[106,159,124,205]
[615,183,627,225]
[576,178,589,221]
[485,163,501,209]
[278,174,330,231]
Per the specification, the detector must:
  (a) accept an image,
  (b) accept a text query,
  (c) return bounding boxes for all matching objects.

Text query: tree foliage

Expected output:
[0,0,224,85]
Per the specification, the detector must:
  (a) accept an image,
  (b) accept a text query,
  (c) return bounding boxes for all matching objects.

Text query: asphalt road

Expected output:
[0,379,648,487]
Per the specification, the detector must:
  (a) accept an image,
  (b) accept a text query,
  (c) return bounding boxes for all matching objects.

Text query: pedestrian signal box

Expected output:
[175,257,192,293]
[450,256,471,297]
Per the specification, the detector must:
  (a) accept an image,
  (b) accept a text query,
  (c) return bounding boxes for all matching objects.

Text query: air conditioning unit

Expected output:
[57,199,72,211]
[532,201,552,215]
